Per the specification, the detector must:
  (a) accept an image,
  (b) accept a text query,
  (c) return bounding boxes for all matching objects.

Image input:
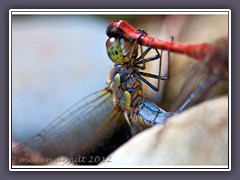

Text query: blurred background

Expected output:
[12,14,228,143]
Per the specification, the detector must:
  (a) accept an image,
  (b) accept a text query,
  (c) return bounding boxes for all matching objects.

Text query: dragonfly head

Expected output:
[106,37,138,65]
[106,20,120,37]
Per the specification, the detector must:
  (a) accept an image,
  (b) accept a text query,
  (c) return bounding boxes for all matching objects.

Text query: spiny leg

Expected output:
[135,47,161,65]
[134,45,164,92]
[133,32,172,93]
[136,48,166,92]
[139,72,167,81]
[138,70,167,92]
[160,36,174,81]
[142,36,173,97]
[129,30,147,66]
[139,76,159,92]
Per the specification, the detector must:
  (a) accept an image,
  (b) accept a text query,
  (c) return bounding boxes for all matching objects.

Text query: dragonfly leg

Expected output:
[134,30,166,81]
[135,48,161,65]
[135,44,170,87]
[134,53,161,70]
[139,72,168,81]
[159,36,173,81]
[139,75,159,92]
[135,46,162,70]
[138,59,168,92]
[135,45,152,64]
[138,29,148,35]
[129,30,148,66]
[134,45,167,91]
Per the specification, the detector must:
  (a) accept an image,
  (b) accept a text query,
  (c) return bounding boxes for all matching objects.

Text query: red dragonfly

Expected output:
[106,20,227,62]
[172,37,228,110]
[106,20,229,109]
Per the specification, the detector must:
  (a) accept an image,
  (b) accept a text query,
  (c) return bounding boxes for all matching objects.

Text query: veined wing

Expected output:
[12,89,124,164]
[170,37,229,112]
[170,62,226,112]
[170,62,209,112]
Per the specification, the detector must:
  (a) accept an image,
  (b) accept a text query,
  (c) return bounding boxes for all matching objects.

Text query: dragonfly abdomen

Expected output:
[131,100,174,128]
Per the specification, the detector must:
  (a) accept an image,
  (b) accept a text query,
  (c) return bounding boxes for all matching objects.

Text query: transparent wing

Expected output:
[169,62,208,111]
[170,37,229,112]
[12,89,124,163]
[170,62,226,112]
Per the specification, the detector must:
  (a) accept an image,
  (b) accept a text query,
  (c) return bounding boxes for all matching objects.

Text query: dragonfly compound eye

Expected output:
[106,37,124,64]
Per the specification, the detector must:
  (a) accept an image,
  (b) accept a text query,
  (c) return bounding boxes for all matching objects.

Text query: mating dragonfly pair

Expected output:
[12,20,228,165]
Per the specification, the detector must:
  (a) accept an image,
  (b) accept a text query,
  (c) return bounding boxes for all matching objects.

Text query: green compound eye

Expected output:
[106,37,124,64]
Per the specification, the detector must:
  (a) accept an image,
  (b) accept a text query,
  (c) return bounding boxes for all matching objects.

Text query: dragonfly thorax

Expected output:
[107,65,143,112]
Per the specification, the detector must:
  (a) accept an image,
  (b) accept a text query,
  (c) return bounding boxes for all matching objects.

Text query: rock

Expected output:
[100,96,228,166]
